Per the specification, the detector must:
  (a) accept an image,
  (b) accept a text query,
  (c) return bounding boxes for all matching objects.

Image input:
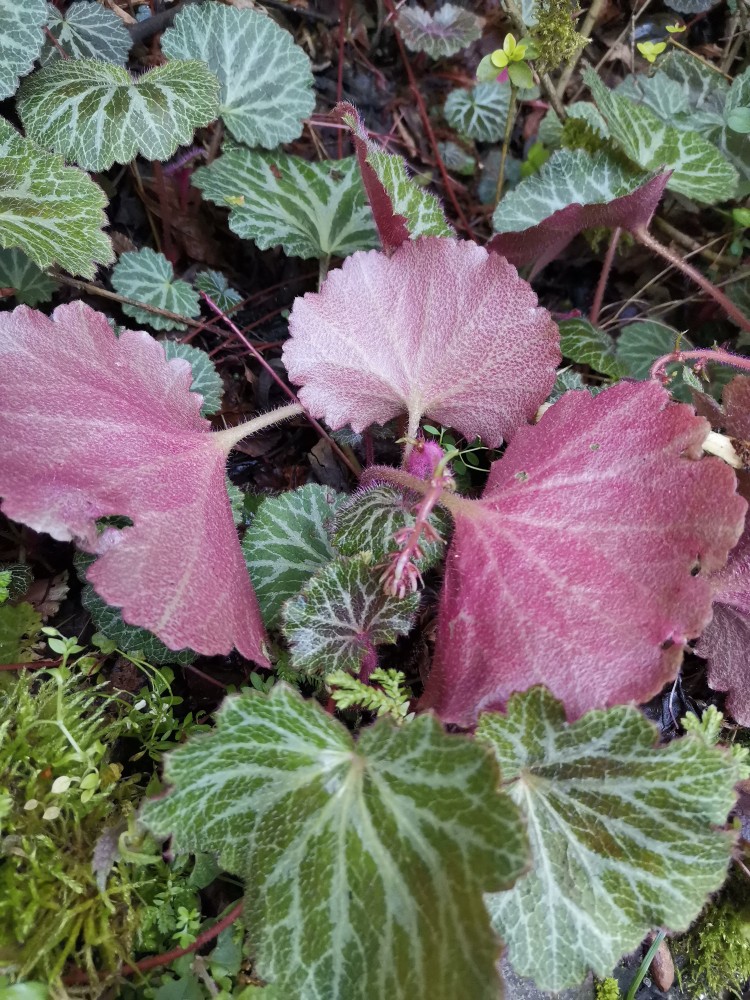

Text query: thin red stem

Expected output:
[200,292,360,478]
[634,227,750,333]
[650,347,750,383]
[43,26,70,59]
[590,227,621,326]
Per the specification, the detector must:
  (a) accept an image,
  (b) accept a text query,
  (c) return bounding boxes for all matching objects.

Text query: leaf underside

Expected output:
[396,3,483,57]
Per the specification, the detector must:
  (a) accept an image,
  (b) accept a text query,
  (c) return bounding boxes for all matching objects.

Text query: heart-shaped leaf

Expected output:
[0,302,269,660]
[243,484,343,629]
[0,119,113,278]
[42,0,131,65]
[18,59,219,172]
[161,2,314,149]
[478,687,740,991]
[421,380,746,725]
[338,103,452,251]
[488,149,669,271]
[194,148,378,259]
[396,3,483,57]
[141,683,528,1000]
[0,249,56,306]
[0,0,46,100]
[584,69,738,204]
[283,237,560,446]
[282,554,419,675]
[444,82,511,143]
[111,248,201,332]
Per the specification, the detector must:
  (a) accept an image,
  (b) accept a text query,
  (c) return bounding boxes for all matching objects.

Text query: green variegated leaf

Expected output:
[444,82,510,143]
[161,3,314,149]
[0,119,113,278]
[615,320,698,400]
[549,367,589,401]
[332,485,446,569]
[0,249,56,306]
[478,687,740,991]
[282,554,419,675]
[0,602,42,665]
[584,69,738,204]
[141,684,528,1000]
[558,317,625,377]
[111,249,201,332]
[162,341,223,416]
[0,0,46,100]
[194,270,242,313]
[194,148,378,259]
[243,485,344,629]
[438,141,476,175]
[42,1,131,65]
[0,563,33,603]
[18,59,219,172]
[396,3,483,58]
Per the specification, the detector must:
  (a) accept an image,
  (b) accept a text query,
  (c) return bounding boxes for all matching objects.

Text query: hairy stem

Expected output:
[650,347,750,384]
[634,227,750,333]
[211,403,304,451]
[495,83,518,207]
[589,226,621,326]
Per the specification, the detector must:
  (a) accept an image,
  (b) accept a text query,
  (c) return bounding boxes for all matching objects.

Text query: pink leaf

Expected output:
[696,525,750,725]
[421,381,745,725]
[283,237,560,447]
[0,302,268,662]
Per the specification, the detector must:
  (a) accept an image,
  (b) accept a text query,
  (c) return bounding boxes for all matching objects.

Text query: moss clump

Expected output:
[594,978,621,1000]
[532,0,586,74]
[560,116,605,156]
[673,871,750,998]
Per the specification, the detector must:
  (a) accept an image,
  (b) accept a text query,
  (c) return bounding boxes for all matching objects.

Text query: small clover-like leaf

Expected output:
[478,687,740,991]
[585,68,738,204]
[333,485,446,569]
[194,148,378,260]
[0,249,56,307]
[162,341,223,417]
[141,684,528,1000]
[421,381,746,725]
[0,119,113,279]
[396,3,483,58]
[282,554,420,675]
[283,237,560,447]
[18,59,219,172]
[338,103,452,251]
[0,302,269,660]
[42,1,131,65]
[243,484,344,629]
[111,249,201,332]
[0,0,46,100]
[194,270,242,313]
[558,317,626,378]
[444,82,511,143]
[489,149,669,271]
[161,3,314,149]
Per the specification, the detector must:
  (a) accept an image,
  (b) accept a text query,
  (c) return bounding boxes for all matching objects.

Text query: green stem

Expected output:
[495,83,517,207]
[625,931,666,1000]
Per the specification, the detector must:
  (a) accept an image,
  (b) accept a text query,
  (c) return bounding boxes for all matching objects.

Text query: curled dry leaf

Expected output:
[421,381,746,725]
[283,237,560,447]
[0,302,268,661]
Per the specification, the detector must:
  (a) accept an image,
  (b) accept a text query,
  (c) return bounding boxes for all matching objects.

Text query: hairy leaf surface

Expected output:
[0,0,46,100]
[338,103,452,251]
[282,554,420,674]
[478,687,740,990]
[111,248,201,332]
[0,303,267,661]
[194,148,377,259]
[445,83,511,143]
[421,381,746,725]
[243,485,343,629]
[585,69,737,204]
[161,3,314,148]
[489,150,668,270]
[141,684,528,1000]
[397,3,483,57]
[0,249,56,306]
[0,119,113,278]
[42,1,131,65]
[284,237,560,446]
[18,59,219,171]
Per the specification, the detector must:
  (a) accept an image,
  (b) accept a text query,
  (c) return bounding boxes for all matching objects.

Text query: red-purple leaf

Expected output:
[488,150,670,273]
[696,525,750,725]
[0,302,268,661]
[283,237,560,447]
[421,381,745,725]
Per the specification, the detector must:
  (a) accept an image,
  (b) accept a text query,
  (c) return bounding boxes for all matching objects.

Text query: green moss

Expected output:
[532,0,586,75]
[594,979,621,1000]
[673,872,750,998]
[560,116,605,156]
